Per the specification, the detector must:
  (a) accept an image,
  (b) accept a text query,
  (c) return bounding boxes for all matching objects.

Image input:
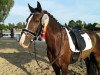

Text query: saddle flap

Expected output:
[65,28,92,52]
[69,29,86,51]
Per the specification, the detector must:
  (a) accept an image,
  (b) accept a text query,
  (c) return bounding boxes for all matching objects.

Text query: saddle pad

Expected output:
[65,28,92,52]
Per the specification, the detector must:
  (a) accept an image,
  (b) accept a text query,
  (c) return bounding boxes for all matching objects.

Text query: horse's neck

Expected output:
[47,17,61,32]
[45,17,62,46]
[46,17,63,55]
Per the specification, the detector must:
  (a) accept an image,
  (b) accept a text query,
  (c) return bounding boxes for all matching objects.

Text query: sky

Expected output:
[4,0,100,25]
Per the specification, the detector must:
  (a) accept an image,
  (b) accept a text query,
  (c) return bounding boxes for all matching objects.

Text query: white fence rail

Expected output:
[3,32,21,41]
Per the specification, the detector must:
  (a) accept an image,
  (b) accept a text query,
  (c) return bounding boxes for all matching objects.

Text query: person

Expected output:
[0,29,3,38]
[10,28,14,38]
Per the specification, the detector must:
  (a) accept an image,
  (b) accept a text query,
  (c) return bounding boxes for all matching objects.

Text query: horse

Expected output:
[19,2,100,75]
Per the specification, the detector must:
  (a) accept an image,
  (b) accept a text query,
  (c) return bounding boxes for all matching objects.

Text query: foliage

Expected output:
[65,20,99,31]
[0,23,6,30]
[76,20,83,29]
[15,22,26,29]
[7,23,15,30]
[64,23,67,27]
[0,22,26,31]
[95,27,100,31]
[68,20,76,28]
[83,22,87,29]
[1,20,99,32]
[0,0,14,22]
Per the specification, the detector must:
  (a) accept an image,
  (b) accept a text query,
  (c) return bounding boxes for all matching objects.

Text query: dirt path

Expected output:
[0,38,86,75]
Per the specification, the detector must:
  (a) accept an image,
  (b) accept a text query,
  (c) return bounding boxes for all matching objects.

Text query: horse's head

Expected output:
[19,2,49,48]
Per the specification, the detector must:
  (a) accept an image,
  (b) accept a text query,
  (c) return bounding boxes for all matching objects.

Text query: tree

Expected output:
[16,22,23,29]
[22,22,26,28]
[86,23,94,30]
[83,22,87,29]
[7,23,15,38]
[15,22,26,30]
[93,23,97,27]
[64,23,67,27]
[76,20,83,29]
[0,23,6,37]
[7,23,15,30]
[68,20,76,28]
[0,23,5,30]
[0,0,14,22]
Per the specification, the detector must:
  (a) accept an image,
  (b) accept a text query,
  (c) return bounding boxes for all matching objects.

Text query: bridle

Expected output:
[20,12,45,68]
[21,28,37,36]
[21,12,44,40]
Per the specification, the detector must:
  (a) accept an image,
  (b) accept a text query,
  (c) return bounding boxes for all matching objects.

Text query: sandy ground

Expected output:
[0,38,54,75]
[0,31,100,75]
[0,37,88,75]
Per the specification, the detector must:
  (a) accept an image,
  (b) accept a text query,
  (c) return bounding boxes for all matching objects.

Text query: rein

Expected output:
[21,11,63,67]
[22,28,63,66]
[33,40,43,68]
[21,28,43,68]
[21,13,44,68]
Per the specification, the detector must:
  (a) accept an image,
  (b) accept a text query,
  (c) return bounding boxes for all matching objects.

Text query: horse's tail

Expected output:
[85,53,98,75]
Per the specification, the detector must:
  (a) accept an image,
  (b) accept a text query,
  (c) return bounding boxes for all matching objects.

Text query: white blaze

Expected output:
[26,15,33,29]
[19,33,28,48]
[19,14,33,48]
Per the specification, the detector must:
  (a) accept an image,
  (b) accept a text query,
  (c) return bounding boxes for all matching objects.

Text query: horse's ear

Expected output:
[37,1,42,12]
[41,14,49,26]
[28,4,35,13]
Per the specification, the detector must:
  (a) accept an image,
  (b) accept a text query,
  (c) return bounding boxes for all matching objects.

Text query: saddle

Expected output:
[69,26,86,51]
[67,26,86,63]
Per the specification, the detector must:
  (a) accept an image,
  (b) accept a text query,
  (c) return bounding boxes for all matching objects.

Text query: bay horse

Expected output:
[19,2,100,75]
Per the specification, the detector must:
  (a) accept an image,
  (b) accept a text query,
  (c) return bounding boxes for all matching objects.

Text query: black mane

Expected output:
[43,10,63,27]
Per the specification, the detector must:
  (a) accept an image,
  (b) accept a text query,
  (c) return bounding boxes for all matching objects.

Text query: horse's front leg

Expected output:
[97,61,100,75]
[52,64,60,75]
[97,68,100,75]
[47,50,60,75]
[61,63,69,75]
